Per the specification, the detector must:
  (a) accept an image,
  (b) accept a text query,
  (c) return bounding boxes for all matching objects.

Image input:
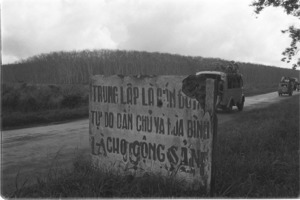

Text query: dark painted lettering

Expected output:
[107,137,112,153]
[96,138,107,156]
[91,86,118,103]
[140,142,148,158]
[148,143,157,161]
[136,115,152,133]
[127,87,133,104]
[120,87,126,104]
[112,137,120,154]
[148,88,154,106]
[166,89,176,108]
[180,147,188,166]
[157,88,162,106]
[104,112,114,128]
[157,144,165,162]
[167,146,179,165]
[169,119,184,137]
[142,88,148,106]
[117,113,133,130]
[120,139,127,155]
[133,87,139,104]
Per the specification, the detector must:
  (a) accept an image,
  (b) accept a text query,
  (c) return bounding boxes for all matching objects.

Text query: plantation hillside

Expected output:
[2,49,299,90]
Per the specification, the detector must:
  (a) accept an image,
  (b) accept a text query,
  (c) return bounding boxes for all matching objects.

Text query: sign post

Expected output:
[89,75,217,194]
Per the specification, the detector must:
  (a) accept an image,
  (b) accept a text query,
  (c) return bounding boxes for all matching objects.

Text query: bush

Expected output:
[19,96,39,112]
[61,94,83,108]
[2,90,20,110]
[1,83,88,112]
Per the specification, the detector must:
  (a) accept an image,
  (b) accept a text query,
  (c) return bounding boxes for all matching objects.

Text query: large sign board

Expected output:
[89,75,217,193]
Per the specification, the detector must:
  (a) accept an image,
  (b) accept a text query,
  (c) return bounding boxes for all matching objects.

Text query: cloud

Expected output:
[2,0,299,68]
[2,0,117,62]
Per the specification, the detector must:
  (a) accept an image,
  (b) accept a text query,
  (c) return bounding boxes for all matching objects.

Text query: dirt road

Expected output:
[217,91,300,123]
[1,91,299,195]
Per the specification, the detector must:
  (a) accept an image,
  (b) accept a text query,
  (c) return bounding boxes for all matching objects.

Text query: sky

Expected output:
[1,0,299,69]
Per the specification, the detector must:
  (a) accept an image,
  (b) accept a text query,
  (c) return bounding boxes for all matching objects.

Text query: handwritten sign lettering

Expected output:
[89,75,217,193]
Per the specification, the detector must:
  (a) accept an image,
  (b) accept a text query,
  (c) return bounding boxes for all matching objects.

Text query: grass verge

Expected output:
[4,95,299,198]
[214,94,299,197]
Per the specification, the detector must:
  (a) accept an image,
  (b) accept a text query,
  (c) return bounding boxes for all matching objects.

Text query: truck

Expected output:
[195,71,245,111]
[278,77,293,96]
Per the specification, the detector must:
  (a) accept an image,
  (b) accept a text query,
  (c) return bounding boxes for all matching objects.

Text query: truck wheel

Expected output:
[227,101,233,113]
[237,100,244,111]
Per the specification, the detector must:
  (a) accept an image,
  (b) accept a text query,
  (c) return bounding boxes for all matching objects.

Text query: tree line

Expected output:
[2,49,299,88]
